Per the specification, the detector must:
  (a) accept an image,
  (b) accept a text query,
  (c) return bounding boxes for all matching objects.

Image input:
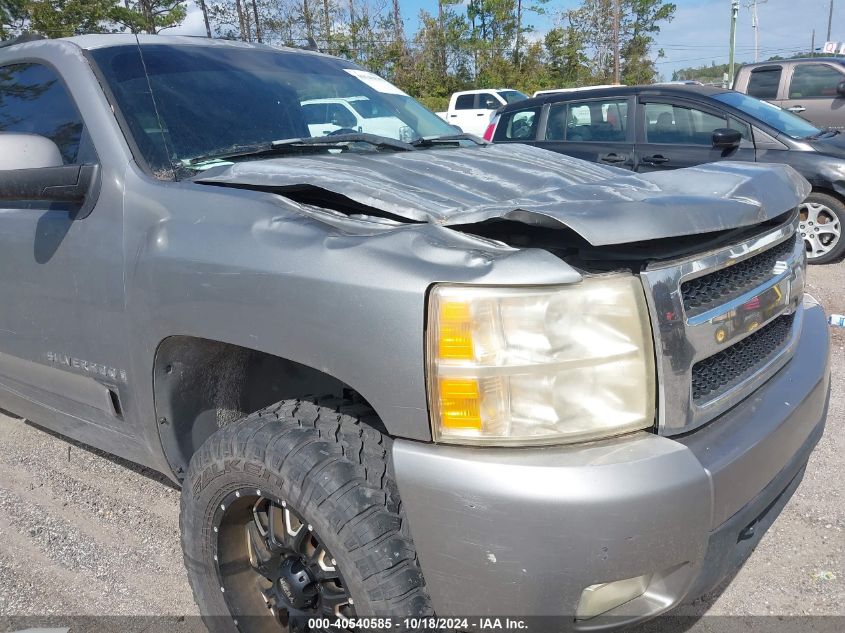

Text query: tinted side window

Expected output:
[455,94,475,110]
[302,103,328,124]
[493,107,540,141]
[479,92,500,109]
[789,64,844,98]
[644,103,727,145]
[325,103,357,128]
[0,63,84,163]
[545,99,627,142]
[728,116,751,140]
[545,103,569,140]
[747,67,781,100]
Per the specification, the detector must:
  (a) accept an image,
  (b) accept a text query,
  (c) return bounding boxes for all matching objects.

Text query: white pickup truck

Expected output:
[436,88,527,136]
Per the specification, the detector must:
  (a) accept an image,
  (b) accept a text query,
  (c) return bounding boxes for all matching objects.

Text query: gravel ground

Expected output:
[0,263,842,632]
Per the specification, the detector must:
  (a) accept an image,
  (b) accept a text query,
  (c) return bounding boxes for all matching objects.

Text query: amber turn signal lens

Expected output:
[437,301,475,361]
[438,378,482,430]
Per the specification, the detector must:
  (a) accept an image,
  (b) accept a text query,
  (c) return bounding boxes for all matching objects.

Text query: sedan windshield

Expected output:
[713,91,821,139]
[89,44,457,172]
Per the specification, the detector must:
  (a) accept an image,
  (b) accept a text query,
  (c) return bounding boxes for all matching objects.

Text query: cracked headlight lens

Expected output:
[426,276,656,445]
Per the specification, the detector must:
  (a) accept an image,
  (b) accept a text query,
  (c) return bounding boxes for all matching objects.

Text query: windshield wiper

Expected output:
[805,129,840,140]
[410,133,486,147]
[188,133,415,165]
[272,133,415,152]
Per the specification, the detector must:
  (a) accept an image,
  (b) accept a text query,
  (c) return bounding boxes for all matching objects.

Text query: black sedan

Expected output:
[486,85,844,263]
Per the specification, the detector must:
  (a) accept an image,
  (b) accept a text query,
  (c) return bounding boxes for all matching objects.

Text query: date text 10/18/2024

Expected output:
[306,618,529,630]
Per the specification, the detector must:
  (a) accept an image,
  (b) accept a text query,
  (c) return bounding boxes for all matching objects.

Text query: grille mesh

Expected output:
[682,237,796,316]
[691,314,794,403]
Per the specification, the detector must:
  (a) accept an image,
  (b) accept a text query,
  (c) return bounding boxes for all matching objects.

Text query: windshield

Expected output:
[713,91,821,139]
[90,44,457,171]
[497,90,529,104]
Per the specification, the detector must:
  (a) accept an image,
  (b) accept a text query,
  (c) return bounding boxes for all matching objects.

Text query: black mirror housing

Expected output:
[837,80,845,97]
[0,164,99,214]
[712,127,743,150]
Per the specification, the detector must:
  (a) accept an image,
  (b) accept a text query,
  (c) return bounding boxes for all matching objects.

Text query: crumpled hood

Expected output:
[194,143,810,246]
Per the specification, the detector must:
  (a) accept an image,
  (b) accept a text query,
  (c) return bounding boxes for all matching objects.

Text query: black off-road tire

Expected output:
[181,396,433,632]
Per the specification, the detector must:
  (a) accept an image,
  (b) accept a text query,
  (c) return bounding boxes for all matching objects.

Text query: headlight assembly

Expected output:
[426,276,656,446]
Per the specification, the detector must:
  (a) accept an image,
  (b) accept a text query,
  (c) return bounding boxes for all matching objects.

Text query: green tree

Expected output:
[111,0,186,33]
[1,0,27,37]
[394,7,471,111]
[544,17,589,86]
[619,0,676,84]
[28,0,117,37]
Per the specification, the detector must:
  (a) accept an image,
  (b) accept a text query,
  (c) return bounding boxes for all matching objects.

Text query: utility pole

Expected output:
[825,0,833,42]
[729,0,739,87]
[811,28,816,56]
[827,0,834,42]
[612,0,620,84]
[746,0,767,63]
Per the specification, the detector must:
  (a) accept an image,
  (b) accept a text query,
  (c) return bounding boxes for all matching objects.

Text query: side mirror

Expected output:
[0,133,98,209]
[712,127,743,150]
[837,80,845,97]
[0,133,63,170]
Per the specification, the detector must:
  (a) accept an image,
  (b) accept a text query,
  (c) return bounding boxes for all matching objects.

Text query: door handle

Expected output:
[787,105,806,113]
[643,154,669,165]
[449,114,458,118]
[476,112,486,116]
[600,153,627,163]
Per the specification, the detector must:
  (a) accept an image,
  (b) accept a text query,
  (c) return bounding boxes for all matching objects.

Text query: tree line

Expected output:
[1,0,675,109]
[672,52,836,87]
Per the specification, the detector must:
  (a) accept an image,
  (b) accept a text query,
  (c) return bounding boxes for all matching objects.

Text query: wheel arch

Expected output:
[806,183,845,204]
[152,335,385,480]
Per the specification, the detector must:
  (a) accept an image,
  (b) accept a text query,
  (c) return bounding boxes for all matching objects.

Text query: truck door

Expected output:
[781,62,845,130]
[0,61,131,449]
[446,93,478,133]
[452,92,500,136]
[633,98,756,172]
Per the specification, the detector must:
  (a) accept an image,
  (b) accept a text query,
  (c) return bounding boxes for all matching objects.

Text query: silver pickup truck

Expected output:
[0,34,831,632]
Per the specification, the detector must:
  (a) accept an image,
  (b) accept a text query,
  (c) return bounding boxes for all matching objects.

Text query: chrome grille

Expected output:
[640,215,805,435]
[682,237,797,316]
[691,314,795,403]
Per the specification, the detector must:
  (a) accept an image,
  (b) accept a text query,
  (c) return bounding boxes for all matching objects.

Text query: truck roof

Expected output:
[738,57,845,70]
[0,33,325,56]
[452,88,518,95]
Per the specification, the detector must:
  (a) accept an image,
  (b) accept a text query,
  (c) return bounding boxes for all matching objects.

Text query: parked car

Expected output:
[0,34,831,631]
[489,84,845,263]
[436,88,527,136]
[301,96,414,141]
[733,58,845,130]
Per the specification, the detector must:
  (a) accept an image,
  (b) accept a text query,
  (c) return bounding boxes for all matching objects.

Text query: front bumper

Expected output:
[393,300,830,628]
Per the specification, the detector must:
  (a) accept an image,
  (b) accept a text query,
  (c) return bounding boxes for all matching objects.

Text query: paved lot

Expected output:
[0,263,842,632]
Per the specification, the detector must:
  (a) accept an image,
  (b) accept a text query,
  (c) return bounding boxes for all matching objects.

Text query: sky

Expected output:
[165,0,843,81]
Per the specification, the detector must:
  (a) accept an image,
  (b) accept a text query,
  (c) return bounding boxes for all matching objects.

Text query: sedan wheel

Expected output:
[798,193,844,264]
